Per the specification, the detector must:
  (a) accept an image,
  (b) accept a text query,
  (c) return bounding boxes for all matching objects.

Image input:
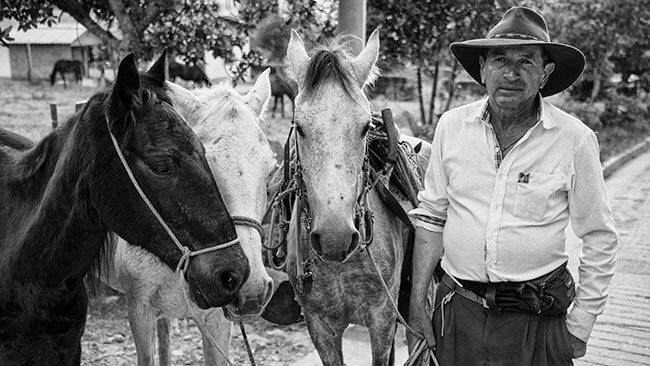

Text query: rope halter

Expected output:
[105,112,240,276]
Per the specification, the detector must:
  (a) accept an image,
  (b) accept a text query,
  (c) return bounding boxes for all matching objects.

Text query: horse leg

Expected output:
[157,318,172,366]
[127,301,157,366]
[280,95,285,118]
[304,313,346,366]
[194,310,232,366]
[62,73,67,89]
[272,96,278,118]
[367,312,398,366]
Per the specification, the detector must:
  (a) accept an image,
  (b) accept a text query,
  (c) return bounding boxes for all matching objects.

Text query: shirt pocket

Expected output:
[513,172,564,220]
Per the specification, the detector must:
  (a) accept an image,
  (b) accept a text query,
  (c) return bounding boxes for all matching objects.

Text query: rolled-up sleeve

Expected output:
[566,130,619,341]
[409,115,450,232]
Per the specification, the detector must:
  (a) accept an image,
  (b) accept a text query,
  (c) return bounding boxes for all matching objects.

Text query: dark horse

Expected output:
[270,71,296,118]
[0,52,249,366]
[50,59,84,89]
[169,60,212,87]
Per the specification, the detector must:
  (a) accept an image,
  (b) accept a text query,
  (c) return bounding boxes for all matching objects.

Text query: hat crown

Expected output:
[487,6,550,43]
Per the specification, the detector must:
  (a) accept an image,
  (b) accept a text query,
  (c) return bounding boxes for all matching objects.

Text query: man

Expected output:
[408,6,618,365]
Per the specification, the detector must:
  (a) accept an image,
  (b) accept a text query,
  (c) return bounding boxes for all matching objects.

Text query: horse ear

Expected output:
[244,68,272,119]
[109,53,140,120]
[148,49,169,82]
[166,80,200,124]
[285,29,310,85]
[351,28,381,88]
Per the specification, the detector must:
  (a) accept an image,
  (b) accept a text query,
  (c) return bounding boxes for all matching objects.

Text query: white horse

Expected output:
[103,67,278,366]
[279,30,413,366]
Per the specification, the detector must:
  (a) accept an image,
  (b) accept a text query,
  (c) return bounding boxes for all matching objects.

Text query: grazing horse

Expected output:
[0,52,249,366]
[270,70,297,118]
[50,59,84,89]
[280,30,409,366]
[101,67,278,366]
[169,60,212,87]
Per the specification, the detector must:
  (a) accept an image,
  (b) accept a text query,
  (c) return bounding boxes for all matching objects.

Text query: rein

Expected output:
[104,112,239,275]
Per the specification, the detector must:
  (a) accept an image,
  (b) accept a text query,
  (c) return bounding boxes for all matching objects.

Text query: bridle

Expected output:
[104,111,240,275]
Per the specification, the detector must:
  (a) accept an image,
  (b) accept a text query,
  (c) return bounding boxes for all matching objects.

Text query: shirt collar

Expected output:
[469,94,557,129]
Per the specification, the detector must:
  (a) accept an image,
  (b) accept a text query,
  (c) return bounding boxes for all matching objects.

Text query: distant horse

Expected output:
[0,52,249,366]
[169,60,212,87]
[278,30,410,365]
[270,71,297,118]
[102,68,278,366]
[50,59,84,88]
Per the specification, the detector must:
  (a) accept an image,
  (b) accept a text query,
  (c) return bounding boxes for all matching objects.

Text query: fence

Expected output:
[50,100,87,129]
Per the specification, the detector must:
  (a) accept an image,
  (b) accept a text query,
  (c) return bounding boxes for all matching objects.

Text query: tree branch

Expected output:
[53,0,119,48]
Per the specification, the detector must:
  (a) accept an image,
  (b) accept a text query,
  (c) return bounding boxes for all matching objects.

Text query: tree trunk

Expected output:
[444,61,459,113]
[590,68,601,101]
[417,67,426,126]
[427,58,440,126]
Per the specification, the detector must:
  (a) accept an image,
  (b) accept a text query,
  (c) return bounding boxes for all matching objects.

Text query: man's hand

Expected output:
[409,304,436,350]
[569,333,587,358]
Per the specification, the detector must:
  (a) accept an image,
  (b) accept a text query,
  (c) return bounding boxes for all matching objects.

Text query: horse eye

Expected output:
[149,161,171,175]
[295,123,305,137]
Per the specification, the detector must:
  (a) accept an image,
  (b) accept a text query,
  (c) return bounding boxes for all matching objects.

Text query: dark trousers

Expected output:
[433,279,574,366]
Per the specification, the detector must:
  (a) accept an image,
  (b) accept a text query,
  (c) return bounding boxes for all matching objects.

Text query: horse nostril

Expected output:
[220,270,239,292]
[350,231,360,250]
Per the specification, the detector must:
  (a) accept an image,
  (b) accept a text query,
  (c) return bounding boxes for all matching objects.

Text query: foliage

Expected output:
[0,0,276,81]
[367,0,504,127]
[545,0,650,101]
[251,0,337,65]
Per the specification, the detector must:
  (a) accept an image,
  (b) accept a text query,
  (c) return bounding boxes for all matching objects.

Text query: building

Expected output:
[4,22,102,81]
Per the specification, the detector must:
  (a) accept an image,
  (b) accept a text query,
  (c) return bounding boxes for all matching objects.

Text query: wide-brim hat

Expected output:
[450,6,586,97]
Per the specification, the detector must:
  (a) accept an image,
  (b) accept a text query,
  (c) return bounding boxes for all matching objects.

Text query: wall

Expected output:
[9,44,72,80]
[0,47,10,78]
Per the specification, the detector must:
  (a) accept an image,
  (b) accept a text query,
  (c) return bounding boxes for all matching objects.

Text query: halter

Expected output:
[105,112,240,275]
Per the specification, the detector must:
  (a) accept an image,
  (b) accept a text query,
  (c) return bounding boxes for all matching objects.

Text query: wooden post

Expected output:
[26,43,33,83]
[337,0,367,55]
[75,100,87,112]
[50,103,58,130]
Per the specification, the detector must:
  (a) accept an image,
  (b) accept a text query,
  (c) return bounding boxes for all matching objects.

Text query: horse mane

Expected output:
[3,74,167,282]
[191,84,248,124]
[302,37,359,101]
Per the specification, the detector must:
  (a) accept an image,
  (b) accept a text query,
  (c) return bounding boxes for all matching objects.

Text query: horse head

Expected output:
[166,69,276,318]
[89,52,249,309]
[286,29,380,263]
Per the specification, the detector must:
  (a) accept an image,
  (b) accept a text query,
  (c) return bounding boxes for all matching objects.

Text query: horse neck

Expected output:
[1,114,107,284]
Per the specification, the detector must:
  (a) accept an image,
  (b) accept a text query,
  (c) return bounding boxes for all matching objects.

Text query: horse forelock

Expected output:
[302,44,358,102]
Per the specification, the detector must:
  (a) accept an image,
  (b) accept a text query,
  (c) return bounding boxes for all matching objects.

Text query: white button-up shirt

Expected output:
[409,96,618,341]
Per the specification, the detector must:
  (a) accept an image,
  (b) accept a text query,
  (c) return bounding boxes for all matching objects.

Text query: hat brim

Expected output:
[450,39,586,97]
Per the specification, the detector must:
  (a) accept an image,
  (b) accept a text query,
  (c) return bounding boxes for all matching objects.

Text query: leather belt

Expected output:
[441,273,489,309]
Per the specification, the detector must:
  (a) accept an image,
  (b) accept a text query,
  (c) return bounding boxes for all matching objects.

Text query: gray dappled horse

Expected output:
[282,30,409,366]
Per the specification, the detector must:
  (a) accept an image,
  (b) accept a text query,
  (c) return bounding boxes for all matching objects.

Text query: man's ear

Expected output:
[541,62,555,89]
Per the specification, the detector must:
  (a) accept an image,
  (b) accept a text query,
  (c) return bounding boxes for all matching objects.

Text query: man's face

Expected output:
[479,46,555,110]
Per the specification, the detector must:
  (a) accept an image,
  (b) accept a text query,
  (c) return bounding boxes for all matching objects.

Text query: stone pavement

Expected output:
[567,147,650,366]
[292,146,650,366]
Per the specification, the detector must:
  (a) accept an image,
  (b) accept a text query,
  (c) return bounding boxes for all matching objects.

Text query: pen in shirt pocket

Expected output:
[518,172,529,183]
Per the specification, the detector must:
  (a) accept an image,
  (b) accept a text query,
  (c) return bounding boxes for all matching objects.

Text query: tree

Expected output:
[1,0,276,80]
[368,0,503,128]
[547,0,650,101]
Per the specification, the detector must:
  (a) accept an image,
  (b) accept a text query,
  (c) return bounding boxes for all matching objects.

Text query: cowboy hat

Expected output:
[450,6,585,97]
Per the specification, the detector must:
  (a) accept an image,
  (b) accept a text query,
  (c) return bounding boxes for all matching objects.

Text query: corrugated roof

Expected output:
[7,22,102,46]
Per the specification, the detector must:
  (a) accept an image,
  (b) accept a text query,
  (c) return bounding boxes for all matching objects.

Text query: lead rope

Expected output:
[365,248,440,366]
[105,112,239,276]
